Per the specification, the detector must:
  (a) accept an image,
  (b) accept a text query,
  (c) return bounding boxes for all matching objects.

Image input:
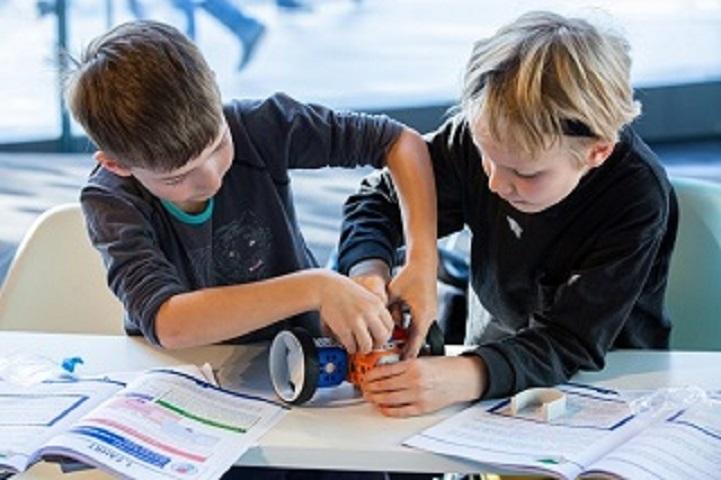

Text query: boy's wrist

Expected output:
[406,247,438,263]
[452,355,488,403]
[307,268,339,310]
[348,258,391,283]
[405,246,438,271]
[406,236,438,258]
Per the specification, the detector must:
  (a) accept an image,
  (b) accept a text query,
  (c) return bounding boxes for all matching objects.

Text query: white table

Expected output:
[3,332,720,478]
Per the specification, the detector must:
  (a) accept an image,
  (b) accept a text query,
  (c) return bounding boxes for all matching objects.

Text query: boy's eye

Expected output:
[164,177,186,186]
[515,170,541,180]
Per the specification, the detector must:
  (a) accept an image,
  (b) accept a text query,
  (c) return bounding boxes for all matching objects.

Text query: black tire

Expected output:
[424,321,446,356]
[288,327,320,405]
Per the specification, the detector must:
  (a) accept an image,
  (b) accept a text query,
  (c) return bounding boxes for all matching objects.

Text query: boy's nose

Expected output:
[488,169,513,196]
[195,169,222,194]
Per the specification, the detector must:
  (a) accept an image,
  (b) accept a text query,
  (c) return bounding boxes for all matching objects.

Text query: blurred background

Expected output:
[1,0,721,283]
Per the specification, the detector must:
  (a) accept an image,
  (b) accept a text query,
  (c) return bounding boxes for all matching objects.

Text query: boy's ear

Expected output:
[586,140,615,168]
[94,151,132,177]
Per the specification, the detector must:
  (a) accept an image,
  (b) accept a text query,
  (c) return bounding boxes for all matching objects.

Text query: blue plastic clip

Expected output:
[61,356,84,373]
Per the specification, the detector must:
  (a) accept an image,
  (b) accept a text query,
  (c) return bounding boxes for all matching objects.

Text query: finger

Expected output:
[402,331,425,360]
[334,327,357,355]
[364,388,414,407]
[352,322,373,354]
[388,302,404,326]
[387,271,406,295]
[380,306,395,340]
[372,281,390,304]
[320,322,334,338]
[378,403,424,418]
[402,310,433,359]
[381,304,395,333]
[364,360,407,383]
[362,374,406,394]
[367,315,392,350]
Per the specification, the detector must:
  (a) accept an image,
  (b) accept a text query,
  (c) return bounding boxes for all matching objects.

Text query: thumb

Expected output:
[387,272,403,297]
[401,308,430,359]
[402,331,424,360]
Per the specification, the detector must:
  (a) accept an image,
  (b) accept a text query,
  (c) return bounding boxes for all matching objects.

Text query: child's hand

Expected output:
[361,357,454,416]
[388,259,437,359]
[348,258,392,304]
[318,271,394,354]
[352,273,388,305]
[362,356,487,417]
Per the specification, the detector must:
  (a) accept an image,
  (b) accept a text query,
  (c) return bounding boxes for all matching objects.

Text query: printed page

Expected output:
[584,397,721,479]
[37,369,287,480]
[404,384,654,479]
[0,378,125,474]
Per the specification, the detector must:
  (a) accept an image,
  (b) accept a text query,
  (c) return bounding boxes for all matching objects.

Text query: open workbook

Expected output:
[0,367,287,479]
[405,383,721,480]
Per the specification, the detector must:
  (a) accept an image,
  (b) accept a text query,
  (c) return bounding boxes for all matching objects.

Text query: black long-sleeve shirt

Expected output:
[337,118,678,399]
[81,93,404,345]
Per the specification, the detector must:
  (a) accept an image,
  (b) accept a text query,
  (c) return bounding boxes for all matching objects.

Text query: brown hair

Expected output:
[459,11,640,159]
[65,20,223,171]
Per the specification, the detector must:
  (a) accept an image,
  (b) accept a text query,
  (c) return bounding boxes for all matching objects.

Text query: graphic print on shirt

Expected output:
[214,210,273,284]
[506,215,523,239]
[187,243,213,285]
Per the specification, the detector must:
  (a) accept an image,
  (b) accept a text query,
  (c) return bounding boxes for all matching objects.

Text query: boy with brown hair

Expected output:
[67,20,439,358]
[339,11,678,416]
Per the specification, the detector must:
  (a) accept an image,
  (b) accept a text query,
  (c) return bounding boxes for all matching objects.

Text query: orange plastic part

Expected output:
[347,343,403,386]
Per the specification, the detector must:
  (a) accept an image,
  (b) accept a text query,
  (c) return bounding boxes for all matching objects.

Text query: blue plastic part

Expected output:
[61,356,84,373]
[316,345,347,388]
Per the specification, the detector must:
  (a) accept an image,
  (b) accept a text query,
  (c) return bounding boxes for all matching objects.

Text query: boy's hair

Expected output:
[65,20,223,171]
[459,11,640,157]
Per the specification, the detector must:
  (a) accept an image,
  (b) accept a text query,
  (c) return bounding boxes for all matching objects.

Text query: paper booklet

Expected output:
[404,383,721,480]
[0,367,288,479]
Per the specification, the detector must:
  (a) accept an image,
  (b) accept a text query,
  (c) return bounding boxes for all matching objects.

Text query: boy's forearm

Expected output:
[155,269,329,349]
[451,355,488,402]
[385,128,438,263]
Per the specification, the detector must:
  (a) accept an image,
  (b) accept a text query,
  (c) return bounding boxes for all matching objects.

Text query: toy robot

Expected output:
[268,322,445,405]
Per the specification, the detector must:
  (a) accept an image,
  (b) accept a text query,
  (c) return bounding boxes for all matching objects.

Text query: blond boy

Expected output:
[339,11,678,415]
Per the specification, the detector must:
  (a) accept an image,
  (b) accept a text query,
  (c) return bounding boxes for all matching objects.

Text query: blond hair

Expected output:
[65,20,223,171]
[460,11,640,157]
